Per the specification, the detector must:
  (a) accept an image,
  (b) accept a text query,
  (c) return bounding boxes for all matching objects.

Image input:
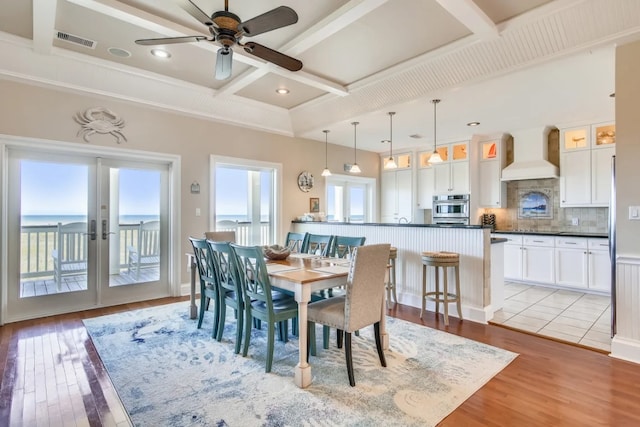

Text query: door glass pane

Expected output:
[327,184,344,221]
[110,168,161,286]
[20,161,88,297]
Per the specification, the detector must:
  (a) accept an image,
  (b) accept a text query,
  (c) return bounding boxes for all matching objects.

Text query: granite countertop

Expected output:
[492,230,608,238]
[291,220,492,230]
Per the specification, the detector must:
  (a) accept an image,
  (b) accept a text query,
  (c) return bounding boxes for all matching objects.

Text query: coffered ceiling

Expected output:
[1,0,639,152]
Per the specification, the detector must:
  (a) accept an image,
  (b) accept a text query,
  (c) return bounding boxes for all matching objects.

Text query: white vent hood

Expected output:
[501,127,559,181]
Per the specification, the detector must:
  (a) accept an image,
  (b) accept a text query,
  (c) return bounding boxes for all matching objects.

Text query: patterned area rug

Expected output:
[84,302,517,426]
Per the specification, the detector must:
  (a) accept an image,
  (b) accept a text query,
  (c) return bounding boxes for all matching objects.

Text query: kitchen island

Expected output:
[291,221,502,323]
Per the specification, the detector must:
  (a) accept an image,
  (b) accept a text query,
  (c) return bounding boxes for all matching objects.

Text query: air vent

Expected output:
[409,134,425,139]
[55,31,96,49]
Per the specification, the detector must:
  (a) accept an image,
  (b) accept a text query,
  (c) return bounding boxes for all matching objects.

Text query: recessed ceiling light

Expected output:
[276,88,290,95]
[151,49,171,59]
[467,121,481,126]
[108,47,131,58]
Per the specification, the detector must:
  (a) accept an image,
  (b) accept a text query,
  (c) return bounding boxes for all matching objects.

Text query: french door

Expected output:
[5,149,170,321]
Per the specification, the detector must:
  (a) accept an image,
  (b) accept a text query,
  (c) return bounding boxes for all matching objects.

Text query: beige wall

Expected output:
[616,40,640,256]
[0,80,380,284]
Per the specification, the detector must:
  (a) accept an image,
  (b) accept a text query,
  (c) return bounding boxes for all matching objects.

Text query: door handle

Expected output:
[84,219,97,240]
[102,219,116,240]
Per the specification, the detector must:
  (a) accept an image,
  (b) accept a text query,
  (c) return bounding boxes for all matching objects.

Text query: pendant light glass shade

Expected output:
[350,121,361,173]
[321,129,332,177]
[429,99,443,164]
[383,112,398,170]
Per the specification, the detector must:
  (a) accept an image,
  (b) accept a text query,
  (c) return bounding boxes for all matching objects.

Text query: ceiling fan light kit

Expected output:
[135,0,303,81]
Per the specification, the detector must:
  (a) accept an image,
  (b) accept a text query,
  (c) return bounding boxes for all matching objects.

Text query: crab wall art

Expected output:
[74,107,127,144]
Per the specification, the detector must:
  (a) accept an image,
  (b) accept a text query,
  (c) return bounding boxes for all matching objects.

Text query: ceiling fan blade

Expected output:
[239,6,298,37]
[178,0,215,27]
[243,42,302,72]
[135,36,210,46]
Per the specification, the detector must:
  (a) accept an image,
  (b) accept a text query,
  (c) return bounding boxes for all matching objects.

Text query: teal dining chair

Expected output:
[331,236,366,258]
[284,231,307,253]
[207,240,244,354]
[188,237,220,338]
[229,244,299,373]
[301,233,335,257]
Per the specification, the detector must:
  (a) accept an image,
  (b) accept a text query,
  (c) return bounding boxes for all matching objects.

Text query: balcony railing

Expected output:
[20,221,272,279]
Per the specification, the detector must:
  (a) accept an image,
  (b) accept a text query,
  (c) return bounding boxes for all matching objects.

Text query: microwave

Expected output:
[432,194,470,219]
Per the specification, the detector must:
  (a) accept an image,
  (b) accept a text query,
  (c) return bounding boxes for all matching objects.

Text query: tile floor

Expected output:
[490,282,612,352]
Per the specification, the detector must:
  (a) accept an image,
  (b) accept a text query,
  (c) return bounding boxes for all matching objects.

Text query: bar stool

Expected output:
[385,247,398,307]
[420,251,462,326]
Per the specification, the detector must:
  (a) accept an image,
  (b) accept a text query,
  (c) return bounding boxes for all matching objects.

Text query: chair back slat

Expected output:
[230,244,273,307]
[56,222,87,263]
[301,233,335,257]
[188,237,216,285]
[284,232,307,253]
[332,236,366,258]
[138,221,160,257]
[207,241,241,296]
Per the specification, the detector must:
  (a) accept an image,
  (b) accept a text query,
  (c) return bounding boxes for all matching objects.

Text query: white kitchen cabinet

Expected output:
[381,168,412,223]
[560,123,615,207]
[522,236,555,284]
[478,139,507,208]
[555,237,589,288]
[588,238,610,292]
[502,235,523,280]
[417,167,435,209]
[428,141,469,195]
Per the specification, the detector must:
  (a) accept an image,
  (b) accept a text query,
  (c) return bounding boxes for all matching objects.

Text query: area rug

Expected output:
[84,302,517,426]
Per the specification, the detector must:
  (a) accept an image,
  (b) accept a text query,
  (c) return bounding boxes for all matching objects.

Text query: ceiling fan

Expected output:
[135,0,303,80]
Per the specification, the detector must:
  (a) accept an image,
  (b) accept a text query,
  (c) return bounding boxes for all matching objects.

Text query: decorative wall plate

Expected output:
[297,171,314,192]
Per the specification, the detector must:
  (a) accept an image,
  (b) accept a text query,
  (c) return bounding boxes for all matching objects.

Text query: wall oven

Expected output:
[432,194,470,225]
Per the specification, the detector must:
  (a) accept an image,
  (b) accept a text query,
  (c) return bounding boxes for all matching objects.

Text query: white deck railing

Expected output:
[20,221,272,279]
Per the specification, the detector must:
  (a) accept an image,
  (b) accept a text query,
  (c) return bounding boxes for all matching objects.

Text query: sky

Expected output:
[21,160,160,216]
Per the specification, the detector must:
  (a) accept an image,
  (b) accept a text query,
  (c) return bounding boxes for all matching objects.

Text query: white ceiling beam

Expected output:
[32,0,56,54]
[434,0,498,38]
[67,0,349,96]
[217,0,390,97]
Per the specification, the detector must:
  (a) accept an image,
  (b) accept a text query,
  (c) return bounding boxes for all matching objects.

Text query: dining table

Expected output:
[187,251,389,389]
[268,253,372,388]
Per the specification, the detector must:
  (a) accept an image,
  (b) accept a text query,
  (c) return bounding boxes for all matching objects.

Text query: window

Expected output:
[210,156,281,245]
[326,174,375,222]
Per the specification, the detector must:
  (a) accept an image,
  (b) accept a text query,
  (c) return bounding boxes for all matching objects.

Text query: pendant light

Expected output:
[321,129,332,177]
[383,112,398,170]
[429,99,443,164]
[349,122,361,173]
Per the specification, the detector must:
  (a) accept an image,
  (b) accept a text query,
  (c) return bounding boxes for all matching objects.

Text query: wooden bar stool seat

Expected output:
[420,251,462,326]
[385,247,398,307]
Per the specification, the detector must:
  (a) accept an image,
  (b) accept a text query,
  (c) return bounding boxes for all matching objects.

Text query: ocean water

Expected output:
[21,215,160,226]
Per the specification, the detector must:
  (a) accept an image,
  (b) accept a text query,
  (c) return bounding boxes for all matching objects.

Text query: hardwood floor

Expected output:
[2,297,640,426]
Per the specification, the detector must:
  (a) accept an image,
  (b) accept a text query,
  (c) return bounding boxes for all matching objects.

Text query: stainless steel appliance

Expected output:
[432,194,470,225]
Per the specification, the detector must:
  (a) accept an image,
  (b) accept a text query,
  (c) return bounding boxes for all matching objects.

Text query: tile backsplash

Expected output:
[484,178,608,233]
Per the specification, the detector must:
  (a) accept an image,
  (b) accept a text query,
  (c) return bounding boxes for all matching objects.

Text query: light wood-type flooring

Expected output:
[1,297,640,426]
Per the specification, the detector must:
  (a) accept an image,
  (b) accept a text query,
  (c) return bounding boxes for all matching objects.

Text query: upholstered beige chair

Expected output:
[307,243,391,386]
[204,231,236,243]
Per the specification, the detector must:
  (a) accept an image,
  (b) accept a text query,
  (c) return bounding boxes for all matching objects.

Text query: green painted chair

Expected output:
[330,236,366,258]
[207,240,244,354]
[301,233,335,257]
[188,237,220,338]
[230,244,298,373]
[284,231,307,253]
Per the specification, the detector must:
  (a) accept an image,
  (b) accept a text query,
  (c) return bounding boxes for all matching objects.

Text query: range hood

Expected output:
[501,126,559,181]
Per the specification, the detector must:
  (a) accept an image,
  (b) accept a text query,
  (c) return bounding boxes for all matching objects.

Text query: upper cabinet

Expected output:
[478,138,507,208]
[560,122,615,207]
[417,141,469,201]
[381,152,413,223]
